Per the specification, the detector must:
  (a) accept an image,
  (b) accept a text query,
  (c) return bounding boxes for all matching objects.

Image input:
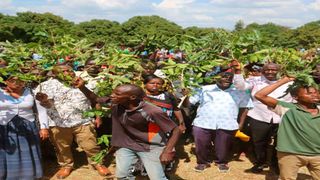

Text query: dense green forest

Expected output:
[0,12,319,49]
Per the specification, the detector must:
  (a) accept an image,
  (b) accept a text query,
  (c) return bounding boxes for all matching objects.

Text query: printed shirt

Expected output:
[189,84,253,130]
[0,88,48,129]
[111,101,177,152]
[273,101,320,155]
[35,78,92,127]
[75,71,104,92]
[233,74,293,124]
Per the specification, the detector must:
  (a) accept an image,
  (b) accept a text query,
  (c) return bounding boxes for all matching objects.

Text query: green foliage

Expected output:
[82,108,106,118]
[91,135,112,164]
[293,20,320,48]
[73,19,122,43]
[121,15,184,45]
[184,26,217,38]
[0,12,319,50]
[0,12,74,44]
[242,22,295,47]
[1,13,320,163]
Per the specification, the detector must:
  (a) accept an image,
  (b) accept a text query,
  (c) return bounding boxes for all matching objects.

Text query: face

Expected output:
[6,76,26,91]
[296,87,320,104]
[217,73,234,90]
[262,64,279,81]
[110,87,132,105]
[312,65,320,84]
[145,78,164,94]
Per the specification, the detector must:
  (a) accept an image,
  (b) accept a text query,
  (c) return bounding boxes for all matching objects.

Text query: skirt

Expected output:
[0,115,43,180]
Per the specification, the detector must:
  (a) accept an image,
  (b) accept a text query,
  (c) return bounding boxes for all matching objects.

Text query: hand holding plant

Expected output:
[229,59,242,70]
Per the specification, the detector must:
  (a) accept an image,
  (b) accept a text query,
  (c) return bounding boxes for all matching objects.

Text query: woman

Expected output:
[144,74,186,132]
[0,75,49,179]
[129,75,185,175]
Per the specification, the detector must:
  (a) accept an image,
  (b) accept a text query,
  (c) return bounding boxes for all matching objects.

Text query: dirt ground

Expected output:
[42,139,312,180]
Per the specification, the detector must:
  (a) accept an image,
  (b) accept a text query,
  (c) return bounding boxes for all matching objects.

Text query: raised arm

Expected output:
[230,60,253,90]
[73,77,105,127]
[73,77,98,107]
[255,77,294,108]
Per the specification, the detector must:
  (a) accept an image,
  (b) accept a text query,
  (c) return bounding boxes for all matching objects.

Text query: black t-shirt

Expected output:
[111,101,177,152]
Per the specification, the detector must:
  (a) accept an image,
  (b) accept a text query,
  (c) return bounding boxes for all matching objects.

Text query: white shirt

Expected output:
[189,84,253,130]
[233,74,293,124]
[0,88,48,129]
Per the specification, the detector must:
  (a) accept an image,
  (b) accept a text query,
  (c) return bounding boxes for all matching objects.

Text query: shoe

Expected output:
[56,167,73,179]
[218,164,230,173]
[93,164,111,176]
[193,164,210,172]
[250,164,265,173]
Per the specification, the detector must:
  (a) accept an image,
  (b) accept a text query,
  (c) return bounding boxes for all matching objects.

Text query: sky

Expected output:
[0,0,320,30]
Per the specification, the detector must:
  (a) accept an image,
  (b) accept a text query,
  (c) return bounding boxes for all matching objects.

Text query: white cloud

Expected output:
[153,0,195,9]
[193,14,214,22]
[248,9,278,17]
[0,0,11,7]
[309,0,320,10]
[0,0,12,11]
[206,0,319,28]
[61,0,139,9]
[16,7,29,12]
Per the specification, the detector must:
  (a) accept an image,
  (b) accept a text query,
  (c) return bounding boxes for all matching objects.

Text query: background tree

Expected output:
[184,27,217,38]
[242,22,294,47]
[0,12,74,44]
[292,21,320,49]
[73,19,122,44]
[234,20,245,32]
[120,15,183,47]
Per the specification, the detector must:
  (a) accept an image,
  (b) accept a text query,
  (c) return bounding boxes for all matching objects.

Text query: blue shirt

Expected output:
[190,84,253,130]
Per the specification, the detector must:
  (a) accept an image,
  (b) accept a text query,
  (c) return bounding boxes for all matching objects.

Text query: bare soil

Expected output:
[42,140,312,180]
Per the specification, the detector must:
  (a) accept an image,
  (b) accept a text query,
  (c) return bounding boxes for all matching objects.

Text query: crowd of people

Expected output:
[0,47,320,180]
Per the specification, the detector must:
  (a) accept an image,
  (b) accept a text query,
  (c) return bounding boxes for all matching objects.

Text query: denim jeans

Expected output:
[115,147,167,180]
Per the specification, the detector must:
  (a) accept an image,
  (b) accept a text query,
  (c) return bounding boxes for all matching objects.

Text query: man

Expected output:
[232,61,293,174]
[255,77,320,180]
[36,65,110,179]
[110,84,181,180]
[75,59,111,136]
[75,59,103,91]
[187,71,253,173]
